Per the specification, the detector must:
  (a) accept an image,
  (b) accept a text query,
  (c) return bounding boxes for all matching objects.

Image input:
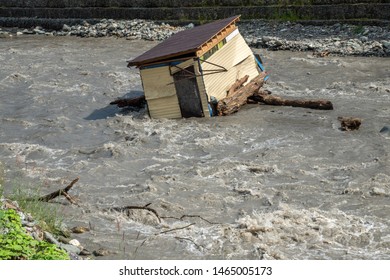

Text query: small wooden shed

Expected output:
[127,15,264,119]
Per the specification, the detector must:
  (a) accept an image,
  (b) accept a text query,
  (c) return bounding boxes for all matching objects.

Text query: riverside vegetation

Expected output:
[0,163,70,260]
[0,209,69,260]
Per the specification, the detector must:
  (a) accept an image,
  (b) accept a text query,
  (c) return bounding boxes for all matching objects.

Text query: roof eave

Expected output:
[127,48,198,68]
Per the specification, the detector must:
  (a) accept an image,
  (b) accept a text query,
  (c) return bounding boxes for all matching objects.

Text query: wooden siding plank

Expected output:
[169,58,195,75]
[147,95,181,119]
[141,66,176,100]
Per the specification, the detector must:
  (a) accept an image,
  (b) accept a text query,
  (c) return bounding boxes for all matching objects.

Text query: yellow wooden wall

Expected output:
[141,59,210,119]
[139,31,258,118]
[201,32,260,102]
[140,66,182,119]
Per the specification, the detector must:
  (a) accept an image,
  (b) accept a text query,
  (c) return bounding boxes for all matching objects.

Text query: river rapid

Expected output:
[1,36,389,260]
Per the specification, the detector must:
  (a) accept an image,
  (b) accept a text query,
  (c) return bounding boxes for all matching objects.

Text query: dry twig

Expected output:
[157,223,196,235]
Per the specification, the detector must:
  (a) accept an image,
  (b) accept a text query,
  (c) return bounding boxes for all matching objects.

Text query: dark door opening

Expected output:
[173,66,204,118]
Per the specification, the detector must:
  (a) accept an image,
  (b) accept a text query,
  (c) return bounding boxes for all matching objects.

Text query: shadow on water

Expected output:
[84,90,146,120]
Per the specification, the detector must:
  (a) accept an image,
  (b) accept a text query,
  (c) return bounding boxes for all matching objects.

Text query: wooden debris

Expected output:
[313,51,330,57]
[174,237,204,251]
[161,214,219,225]
[338,117,362,131]
[251,91,334,110]
[110,95,145,108]
[108,203,161,223]
[37,178,79,205]
[216,72,333,115]
[71,226,90,234]
[217,72,268,116]
[157,223,195,235]
[227,75,249,97]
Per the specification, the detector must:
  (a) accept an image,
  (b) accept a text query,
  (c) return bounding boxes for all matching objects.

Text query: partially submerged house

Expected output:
[127,15,265,119]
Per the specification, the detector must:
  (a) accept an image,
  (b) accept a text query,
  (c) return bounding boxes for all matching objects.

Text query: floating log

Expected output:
[217,72,268,116]
[251,91,334,110]
[217,72,333,115]
[338,117,362,131]
[110,95,146,108]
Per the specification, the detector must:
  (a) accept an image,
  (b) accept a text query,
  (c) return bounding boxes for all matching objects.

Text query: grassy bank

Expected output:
[0,163,70,260]
[0,209,69,260]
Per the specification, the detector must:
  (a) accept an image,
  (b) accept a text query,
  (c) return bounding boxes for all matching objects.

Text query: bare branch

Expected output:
[157,223,196,235]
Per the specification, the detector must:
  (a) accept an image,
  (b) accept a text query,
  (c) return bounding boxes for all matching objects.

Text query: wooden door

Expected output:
[173,66,204,118]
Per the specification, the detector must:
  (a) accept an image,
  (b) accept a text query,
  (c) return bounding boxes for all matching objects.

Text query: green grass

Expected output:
[8,183,69,237]
[0,161,4,196]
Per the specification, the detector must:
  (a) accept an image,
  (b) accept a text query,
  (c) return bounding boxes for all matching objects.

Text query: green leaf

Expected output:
[11,244,23,251]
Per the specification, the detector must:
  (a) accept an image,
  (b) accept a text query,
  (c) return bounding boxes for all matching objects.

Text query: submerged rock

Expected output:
[380,126,390,138]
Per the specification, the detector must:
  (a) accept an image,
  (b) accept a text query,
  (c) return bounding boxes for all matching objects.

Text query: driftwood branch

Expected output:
[108,203,161,223]
[110,95,146,108]
[180,215,219,225]
[37,177,79,204]
[157,223,196,235]
[161,214,220,225]
[175,237,204,251]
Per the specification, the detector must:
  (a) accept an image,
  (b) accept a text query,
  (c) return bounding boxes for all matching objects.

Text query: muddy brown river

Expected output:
[1,36,389,259]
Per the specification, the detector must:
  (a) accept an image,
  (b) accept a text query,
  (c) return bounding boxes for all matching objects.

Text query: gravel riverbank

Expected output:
[1,18,389,56]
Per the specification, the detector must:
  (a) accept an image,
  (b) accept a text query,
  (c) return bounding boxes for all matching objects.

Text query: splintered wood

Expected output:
[217,72,268,116]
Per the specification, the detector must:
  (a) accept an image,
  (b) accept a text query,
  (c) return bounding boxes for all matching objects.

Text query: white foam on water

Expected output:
[235,204,387,259]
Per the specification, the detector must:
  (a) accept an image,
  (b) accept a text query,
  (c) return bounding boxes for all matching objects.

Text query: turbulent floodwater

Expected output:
[1,36,389,260]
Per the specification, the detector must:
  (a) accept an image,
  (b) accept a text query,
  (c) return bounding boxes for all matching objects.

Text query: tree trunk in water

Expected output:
[251,91,334,110]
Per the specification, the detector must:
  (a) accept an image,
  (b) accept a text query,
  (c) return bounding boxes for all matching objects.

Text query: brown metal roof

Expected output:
[127,15,240,67]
